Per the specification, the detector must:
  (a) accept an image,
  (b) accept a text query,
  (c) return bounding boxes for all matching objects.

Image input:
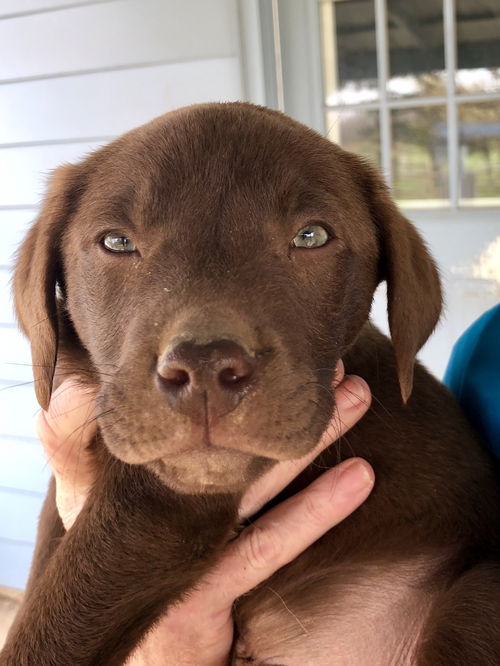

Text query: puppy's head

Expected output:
[14,103,441,493]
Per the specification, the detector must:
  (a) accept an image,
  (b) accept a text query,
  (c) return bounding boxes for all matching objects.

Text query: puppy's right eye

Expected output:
[291,224,330,249]
[102,234,137,253]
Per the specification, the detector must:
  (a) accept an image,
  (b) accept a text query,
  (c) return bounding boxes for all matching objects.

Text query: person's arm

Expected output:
[37,363,374,666]
[444,304,500,456]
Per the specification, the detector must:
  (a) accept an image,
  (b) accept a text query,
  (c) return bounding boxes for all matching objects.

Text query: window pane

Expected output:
[320,0,378,106]
[456,0,500,94]
[458,101,500,207]
[391,106,448,208]
[387,0,446,99]
[326,109,380,167]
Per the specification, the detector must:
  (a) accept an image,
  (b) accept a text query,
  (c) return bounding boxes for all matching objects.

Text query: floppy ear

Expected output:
[362,165,442,402]
[13,165,81,410]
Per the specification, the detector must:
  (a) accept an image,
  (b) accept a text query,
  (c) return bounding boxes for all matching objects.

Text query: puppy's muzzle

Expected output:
[156,339,257,423]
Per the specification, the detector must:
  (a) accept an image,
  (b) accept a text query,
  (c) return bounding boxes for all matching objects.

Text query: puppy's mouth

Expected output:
[146,446,273,495]
[144,428,279,494]
[97,362,337,493]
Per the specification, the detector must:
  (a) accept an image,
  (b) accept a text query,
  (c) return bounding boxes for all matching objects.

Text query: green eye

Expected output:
[292,224,330,249]
[103,234,137,253]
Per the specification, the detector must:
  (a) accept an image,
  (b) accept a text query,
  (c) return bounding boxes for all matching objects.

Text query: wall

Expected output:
[0,0,243,588]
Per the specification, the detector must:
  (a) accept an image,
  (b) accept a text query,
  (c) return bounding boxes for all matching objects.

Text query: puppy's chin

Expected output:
[146,449,274,495]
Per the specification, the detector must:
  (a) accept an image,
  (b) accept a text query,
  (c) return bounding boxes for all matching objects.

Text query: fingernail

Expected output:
[332,360,345,387]
[336,458,375,493]
[337,375,370,410]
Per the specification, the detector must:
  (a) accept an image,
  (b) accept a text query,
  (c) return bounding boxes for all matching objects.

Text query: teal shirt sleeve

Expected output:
[443,304,500,456]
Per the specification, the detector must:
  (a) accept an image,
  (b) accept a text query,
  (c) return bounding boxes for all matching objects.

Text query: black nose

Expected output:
[156,339,256,422]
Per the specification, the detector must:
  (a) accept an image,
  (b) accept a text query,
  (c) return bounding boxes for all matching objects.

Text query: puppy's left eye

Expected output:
[292,224,330,249]
[103,234,137,253]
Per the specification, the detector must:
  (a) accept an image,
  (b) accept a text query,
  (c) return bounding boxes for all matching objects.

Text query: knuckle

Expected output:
[337,375,371,414]
[241,524,282,570]
[36,410,60,453]
[303,491,331,527]
[349,376,372,409]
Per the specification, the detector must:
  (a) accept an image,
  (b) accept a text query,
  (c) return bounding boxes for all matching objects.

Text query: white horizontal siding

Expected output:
[0,438,49,494]
[0,56,241,144]
[0,210,35,267]
[0,269,15,324]
[0,489,43,543]
[0,383,40,439]
[0,538,37,589]
[0,0,108,19]
[0,0,237,81]
[0,327,32,385]
[0,141,108,206]
[0,485,43,588]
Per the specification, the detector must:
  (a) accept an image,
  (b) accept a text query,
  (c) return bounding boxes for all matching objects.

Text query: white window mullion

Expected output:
[444,0,459,208]
[271,0,285,112]
[237,0,267,106]
[374,0,391,187]
[305,0,327,135]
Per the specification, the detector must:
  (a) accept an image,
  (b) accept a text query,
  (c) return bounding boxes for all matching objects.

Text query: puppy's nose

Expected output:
[156,339,256,421]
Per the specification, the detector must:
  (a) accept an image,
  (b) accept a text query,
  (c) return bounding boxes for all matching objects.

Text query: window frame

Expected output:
[246,0,500,216]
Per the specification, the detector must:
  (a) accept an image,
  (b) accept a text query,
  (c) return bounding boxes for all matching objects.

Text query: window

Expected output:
[319,0,500,209]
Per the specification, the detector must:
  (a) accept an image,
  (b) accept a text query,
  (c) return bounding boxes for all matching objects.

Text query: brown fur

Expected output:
[2,102,500,665]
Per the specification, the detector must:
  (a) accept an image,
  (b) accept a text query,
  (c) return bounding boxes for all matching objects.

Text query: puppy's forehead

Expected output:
[85,104,368,237]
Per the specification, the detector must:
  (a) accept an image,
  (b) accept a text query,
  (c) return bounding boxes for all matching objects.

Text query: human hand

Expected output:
[37,363,373,666]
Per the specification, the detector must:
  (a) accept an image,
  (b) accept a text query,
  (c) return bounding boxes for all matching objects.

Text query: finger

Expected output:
[239,373,371,519]
[36,378,97,481]
[212,457,374,604]
[333,359,345,387]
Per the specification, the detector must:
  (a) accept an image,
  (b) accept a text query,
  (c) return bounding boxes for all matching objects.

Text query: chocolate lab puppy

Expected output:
[3,103,500,665]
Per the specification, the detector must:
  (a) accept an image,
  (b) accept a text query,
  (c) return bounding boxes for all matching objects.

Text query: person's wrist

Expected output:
[125,602,233,666]
[36,379,98,529]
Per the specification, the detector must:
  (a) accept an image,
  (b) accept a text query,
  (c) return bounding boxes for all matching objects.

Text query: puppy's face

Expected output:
[16,104,440,493]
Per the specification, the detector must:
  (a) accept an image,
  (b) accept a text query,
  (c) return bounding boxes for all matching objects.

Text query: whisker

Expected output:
[0,374,114,393]
[42,408,115,471]
[263,586,308,636]
[0,380,36,392]
[342,384,400,436]
[69,396,98,496]
[5,362,118,369]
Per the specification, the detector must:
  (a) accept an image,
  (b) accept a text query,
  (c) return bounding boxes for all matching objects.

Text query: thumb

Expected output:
[36,377,97,482]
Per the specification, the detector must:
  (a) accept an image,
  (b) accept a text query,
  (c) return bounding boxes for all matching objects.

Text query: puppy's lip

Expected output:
[150,441,266,464]
[151,443,223,462]
[147,435,300,465]
[148,446,266,483]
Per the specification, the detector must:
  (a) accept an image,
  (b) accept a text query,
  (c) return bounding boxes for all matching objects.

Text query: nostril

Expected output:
[156,340,258,410]
[158,366,190,389]
[218,361,254,389]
